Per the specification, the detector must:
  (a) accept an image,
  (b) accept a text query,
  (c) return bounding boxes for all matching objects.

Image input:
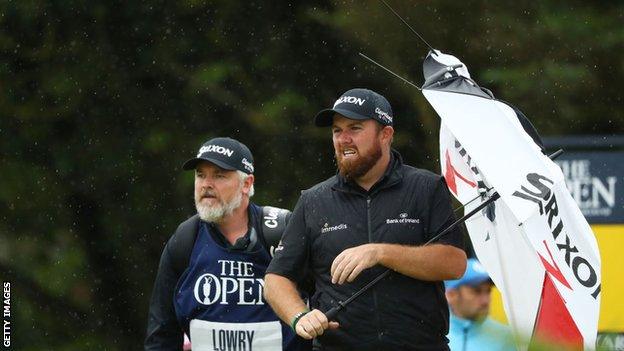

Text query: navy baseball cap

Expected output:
[314,88,394,127]
[445,258,492,290]
[182,137,255,174]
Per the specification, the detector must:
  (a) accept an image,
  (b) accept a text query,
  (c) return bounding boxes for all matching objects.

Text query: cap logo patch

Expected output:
[241,158,254,173]
[334,96,366,107]
[375,107,393,123]
[198,145,234,158]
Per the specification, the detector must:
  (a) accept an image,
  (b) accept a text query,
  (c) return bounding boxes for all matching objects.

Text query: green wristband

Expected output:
[290,310,310,331]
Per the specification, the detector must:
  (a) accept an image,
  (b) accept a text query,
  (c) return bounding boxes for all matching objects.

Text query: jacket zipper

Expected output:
[367,196,383,341]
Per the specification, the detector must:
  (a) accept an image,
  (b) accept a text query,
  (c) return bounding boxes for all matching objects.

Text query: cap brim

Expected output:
[182,157,239,171]
[314,108,371,127]
[445,276,493,291]
[464,276,493,287]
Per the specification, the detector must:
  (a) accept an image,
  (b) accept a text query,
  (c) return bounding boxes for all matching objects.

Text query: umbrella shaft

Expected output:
[323,149,564,319]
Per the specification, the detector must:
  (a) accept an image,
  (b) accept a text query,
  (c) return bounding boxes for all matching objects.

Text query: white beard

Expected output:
[196,190,243,223]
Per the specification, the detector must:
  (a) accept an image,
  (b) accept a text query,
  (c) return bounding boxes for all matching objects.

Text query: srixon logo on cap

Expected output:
[334,96,366,107]
[198,145,234,158]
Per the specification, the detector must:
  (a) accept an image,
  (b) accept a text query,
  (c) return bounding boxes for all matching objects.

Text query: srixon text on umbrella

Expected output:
[513,173,601,299]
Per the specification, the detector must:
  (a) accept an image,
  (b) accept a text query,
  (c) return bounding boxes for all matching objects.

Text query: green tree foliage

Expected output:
[0,0,621,349]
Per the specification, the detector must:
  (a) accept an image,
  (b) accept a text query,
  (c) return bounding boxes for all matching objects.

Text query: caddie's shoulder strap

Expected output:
[168,214,201,276]
[168,206,290,276]
[260,206,292,257]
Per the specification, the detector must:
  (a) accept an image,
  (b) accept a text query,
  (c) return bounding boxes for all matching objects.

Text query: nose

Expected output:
[198,176,214,190]
[336,130,353,145]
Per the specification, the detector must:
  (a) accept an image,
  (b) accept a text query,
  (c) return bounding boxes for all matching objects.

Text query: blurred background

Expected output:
[0,0,622,349]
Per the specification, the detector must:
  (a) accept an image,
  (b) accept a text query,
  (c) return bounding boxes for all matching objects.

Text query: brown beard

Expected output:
[336,142,382,181]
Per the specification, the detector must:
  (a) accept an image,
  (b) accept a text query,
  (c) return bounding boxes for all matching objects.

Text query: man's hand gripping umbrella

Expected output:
[323,148,561,321]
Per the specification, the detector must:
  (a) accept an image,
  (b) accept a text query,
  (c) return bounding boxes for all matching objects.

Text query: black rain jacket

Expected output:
[267,150,465,350]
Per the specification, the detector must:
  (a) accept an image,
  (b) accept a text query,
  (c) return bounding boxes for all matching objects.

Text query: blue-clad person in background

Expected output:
[445,258,515,351]
[145,137,308,351]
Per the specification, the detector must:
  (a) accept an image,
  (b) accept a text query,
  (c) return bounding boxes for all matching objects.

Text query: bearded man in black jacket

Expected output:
[265,88,467,350]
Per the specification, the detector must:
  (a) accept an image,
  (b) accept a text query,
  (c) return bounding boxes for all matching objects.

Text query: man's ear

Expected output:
[242,174,254,195]
[446,289,458,304]
[381,126,394,146]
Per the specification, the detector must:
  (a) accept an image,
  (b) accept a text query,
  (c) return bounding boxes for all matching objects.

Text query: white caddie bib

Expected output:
[189,319,282,351]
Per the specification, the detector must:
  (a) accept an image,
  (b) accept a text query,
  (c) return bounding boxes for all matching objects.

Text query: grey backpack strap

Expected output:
[261,206,291,257]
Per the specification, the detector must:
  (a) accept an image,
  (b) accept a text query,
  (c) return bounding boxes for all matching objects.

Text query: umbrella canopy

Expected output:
[424,50,601,350]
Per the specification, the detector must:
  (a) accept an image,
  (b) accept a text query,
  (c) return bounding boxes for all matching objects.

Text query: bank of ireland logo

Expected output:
[194,274,220,305]
[386,212,420,224]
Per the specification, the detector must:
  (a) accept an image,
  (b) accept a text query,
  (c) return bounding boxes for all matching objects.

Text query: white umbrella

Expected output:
[425,50,601,350]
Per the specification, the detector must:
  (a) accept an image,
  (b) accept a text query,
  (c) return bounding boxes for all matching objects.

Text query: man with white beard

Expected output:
[145,137,307,351]
[264,89,467,350]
